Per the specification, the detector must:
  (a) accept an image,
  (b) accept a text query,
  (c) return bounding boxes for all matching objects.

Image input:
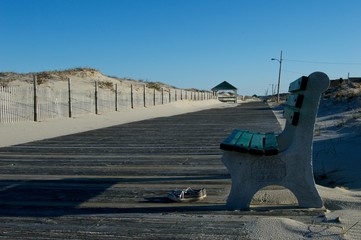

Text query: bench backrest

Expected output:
[277,72,329,151]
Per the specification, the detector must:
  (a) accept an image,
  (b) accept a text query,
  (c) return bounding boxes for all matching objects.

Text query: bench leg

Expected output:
[221,151,259,210]
[221,151,323,210]
[226,178,256,210]
[286,172,323,208]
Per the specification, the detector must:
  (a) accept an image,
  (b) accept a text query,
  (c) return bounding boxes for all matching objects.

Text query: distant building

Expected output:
[211,81,238,103]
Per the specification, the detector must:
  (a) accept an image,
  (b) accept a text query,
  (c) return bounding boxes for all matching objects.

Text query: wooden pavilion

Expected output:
[212,81,238,103]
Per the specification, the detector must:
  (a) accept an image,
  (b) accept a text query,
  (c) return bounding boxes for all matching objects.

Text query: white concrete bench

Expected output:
[220,72,329,210]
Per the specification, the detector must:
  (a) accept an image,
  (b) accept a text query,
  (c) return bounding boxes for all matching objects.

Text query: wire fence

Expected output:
[0,78,215,124]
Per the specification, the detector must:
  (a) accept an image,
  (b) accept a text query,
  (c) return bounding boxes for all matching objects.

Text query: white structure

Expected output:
[211,81,238,103]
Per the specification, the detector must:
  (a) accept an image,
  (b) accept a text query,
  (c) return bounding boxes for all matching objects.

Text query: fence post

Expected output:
[143,84,146,108]
[153,88,156,106]
[33,74,38,121]
[175,89,177,101]
[95,81,98,114]
[161,88,164,104]
[169,89,171,103]
[68,78,72,118]
[0,87,2,123]
[115,84,118,111]
[131,84,134,109]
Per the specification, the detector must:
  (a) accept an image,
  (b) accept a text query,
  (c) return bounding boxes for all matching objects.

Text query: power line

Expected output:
[278,69,345,80]
[283,59,361,65]
[282,69,307,75]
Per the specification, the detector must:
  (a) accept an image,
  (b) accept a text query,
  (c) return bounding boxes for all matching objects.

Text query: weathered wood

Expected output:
[33,74,37,122]
[0,102,283,239]
[288,76,308,92]
[264,132,279,155]
[153,88,156,106]
[249,133,264,155]
[161,88,164,104]
[234,131,253,152]
[95,81,99,114]
[143,84,146,107]
[286,94,304,108]
[115,83,118,111]
[284,107,300,126]
[68,78,72,117]
[131,84,134,109]
[221,131,275,155]
[219,129,242,151]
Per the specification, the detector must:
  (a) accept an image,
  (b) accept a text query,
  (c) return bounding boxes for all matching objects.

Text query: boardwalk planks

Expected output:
[0,102,285,239]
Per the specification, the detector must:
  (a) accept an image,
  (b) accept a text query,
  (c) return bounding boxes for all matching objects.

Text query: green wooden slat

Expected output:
[264,132,279,155]
[221,130,280,155]
[220,129,243,150]
[288,76,308,92]
[234,131,253,152]
[284,107,300,126]
[249,133,265,155]
[285,94,304,108]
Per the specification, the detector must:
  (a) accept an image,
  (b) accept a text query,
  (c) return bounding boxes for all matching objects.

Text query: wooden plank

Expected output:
[249,133,265,155]
[0,102,285,239]
[285,94,304,108]
[234,131,253,152]
[220,129,243,151]
[284,107,300,126]
[264,132,279,155]
[288,76,308,92]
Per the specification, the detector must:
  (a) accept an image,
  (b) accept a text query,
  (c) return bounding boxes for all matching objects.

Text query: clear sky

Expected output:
[1,0,361,95]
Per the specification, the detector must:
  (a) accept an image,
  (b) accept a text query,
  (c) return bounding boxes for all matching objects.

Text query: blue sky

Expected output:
[1,0,361,95]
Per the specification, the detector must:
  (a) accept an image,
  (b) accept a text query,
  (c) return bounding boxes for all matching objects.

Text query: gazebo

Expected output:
[211,81,238,103]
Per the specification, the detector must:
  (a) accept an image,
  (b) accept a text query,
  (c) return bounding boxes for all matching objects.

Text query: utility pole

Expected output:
[271,50,283,103]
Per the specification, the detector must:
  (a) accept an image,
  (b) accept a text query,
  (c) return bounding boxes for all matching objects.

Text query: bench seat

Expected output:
[220,129,279,155]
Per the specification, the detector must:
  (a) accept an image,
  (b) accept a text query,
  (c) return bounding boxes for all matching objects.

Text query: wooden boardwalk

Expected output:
[0,101,285,239]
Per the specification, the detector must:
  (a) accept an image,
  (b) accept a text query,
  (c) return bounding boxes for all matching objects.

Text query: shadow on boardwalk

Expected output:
[0,175,230,217]
[0,101,283,238]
